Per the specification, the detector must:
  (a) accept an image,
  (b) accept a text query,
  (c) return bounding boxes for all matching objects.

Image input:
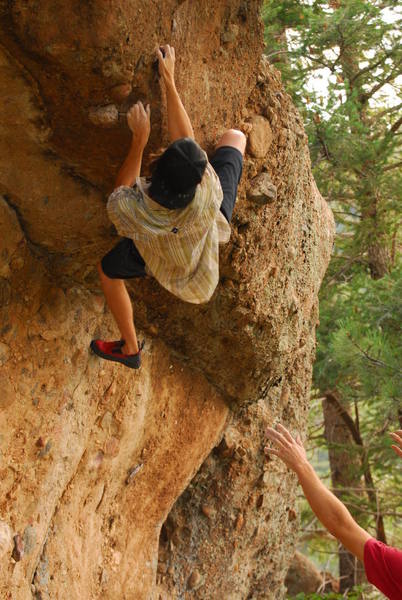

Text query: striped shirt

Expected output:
[107,163,231,304]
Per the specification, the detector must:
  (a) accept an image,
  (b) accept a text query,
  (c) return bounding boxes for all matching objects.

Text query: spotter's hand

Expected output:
[264,423,308,473]
[390,430,402,458]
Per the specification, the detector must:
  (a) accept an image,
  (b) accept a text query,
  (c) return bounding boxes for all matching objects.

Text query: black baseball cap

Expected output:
[149,138,208,209]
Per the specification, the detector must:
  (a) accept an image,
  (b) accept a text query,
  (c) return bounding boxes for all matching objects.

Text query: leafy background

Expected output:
[262,1,401,597]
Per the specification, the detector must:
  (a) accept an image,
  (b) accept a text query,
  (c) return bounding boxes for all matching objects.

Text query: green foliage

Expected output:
[263,0,402,585]
[316,266,401,407]
[263,0,401,266]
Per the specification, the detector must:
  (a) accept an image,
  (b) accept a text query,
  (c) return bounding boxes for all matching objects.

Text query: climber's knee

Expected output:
[216,129,246,156]
[97,261,110,283]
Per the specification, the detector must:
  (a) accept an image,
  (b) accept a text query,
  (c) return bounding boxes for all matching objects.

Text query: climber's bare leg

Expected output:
[216,129,246,155]
[97,262,139,355]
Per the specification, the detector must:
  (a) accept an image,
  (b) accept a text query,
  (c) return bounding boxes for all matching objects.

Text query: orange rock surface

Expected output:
[0,2,334,598]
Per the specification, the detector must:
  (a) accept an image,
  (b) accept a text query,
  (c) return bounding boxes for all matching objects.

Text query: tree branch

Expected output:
[383,159,402,172]
[350,49,399,85]
[372,102,402,121]
[389,115,402,135]
[360,62,402,103]
[347,335,402,374]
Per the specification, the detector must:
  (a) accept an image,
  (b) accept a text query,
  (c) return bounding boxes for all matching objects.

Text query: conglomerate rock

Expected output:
[0,1,334,599]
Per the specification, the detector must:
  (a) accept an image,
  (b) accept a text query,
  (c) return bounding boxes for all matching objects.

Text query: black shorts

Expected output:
[101,145,243,280]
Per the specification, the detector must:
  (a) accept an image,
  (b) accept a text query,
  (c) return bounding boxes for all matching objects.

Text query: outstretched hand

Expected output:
[265,424,308,473]
[390,430,402,458]
[157,44,175,86]
[127,101,151,149]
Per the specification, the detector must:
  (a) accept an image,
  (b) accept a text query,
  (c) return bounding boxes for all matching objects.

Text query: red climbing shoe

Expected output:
[90,339,144,369]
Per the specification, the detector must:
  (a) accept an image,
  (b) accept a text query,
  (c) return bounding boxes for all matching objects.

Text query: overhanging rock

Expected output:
[0,2,334,598]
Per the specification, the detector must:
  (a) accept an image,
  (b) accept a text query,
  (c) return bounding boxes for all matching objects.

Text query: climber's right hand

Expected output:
[157,44,175,86]
[127,101,151,148]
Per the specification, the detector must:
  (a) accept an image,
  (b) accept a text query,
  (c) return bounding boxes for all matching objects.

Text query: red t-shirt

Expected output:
[364,538,402,600]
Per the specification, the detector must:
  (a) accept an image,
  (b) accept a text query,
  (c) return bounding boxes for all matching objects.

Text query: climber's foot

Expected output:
[90,339,144,369]
[90,339,124,354]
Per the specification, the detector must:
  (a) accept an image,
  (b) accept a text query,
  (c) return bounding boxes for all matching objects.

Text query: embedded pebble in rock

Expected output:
[92,295,105,314]
[88,104,119,127]
[125,463,144,485]
[248,115,273,158]
[158,562,168,574]
[89,451,104,471]
[0,521,12,558]
[110,83,132,102]
[40,329,60,341]
[280,385,291,408]
[38,440,52,458]
[100,569,108,585]
[12,534,24,562]
[221,24,239,44]
[104,436,120,457]
[201,504,216,520]
[23,525,36,554]
[188,569,203,590]
[288,508,297,522]
[100,411,113,431]
[235,513,245,531]
[247,172,278,205]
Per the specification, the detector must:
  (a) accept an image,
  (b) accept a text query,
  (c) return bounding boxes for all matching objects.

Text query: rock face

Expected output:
[285,551,325,597]
[0,2,334,599]
[285,551,339,597]
[247,115,274,158]
[247,172,277,205]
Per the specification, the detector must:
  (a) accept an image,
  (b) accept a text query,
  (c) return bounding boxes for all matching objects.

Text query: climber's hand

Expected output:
[127,101,151,148]
[157,44,175,86]
[390,430,402,458]
[264,424,308,472]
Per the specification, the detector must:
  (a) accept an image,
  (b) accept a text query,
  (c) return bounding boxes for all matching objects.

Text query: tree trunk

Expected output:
[322,397,366,593]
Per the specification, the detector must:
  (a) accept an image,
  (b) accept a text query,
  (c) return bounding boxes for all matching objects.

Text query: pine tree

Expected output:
[263,1,401,593]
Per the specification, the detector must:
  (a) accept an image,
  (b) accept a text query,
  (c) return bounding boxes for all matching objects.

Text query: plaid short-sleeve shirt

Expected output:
[106,164,231,304]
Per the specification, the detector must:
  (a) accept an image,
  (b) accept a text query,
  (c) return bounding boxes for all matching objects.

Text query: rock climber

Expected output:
[265,425,402,600]
[90,44,246,368]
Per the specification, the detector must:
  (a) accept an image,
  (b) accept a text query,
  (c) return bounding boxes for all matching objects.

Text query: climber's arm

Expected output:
[157,45,194,141]
[265,424,371,562]
[115,101,151,188]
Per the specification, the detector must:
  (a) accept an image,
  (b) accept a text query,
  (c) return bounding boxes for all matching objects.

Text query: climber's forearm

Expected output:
[165,79,194,141]
[114,139,144,188]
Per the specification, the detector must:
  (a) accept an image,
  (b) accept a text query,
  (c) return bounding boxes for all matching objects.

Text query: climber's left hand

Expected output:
[127,101,151,148]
